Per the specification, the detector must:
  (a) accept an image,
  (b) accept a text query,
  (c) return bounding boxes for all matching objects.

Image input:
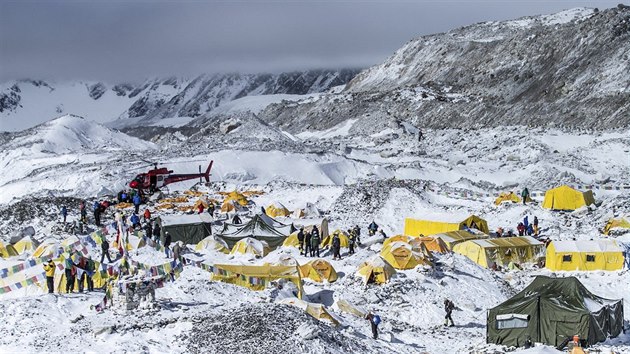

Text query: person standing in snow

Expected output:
[332,231,341,260]
[85,258,95,292]
[533,216,539,236]
[172,241,183,263]
[353,225,362,245]
[100,236,112,264]
[130,212,140,228]
[517,222,525,236]
[143,209,151,222]
[153,220,161,243]
[444,299,455,327]
[310,226,320,257]
[93,201,102,226]
[64,251,76,293]
[297,227,305,255]
[378,229,387,239]
[348,229,356,255]
[523,216,529,229]
[43,259,56,294]
[133,193,142,214]
[365,312,380,339]
[143,221,153,240]
[521,187,530,205]
[61,206,68,224]
[368,221,379,236]
[164,232,172,258]
[304,228,312,257]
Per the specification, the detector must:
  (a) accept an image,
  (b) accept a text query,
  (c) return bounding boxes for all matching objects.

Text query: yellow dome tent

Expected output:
[299,259,338,283]
[545,240,624,271]
[356,256,396,285]
[380,241,432,270]
[195,236,230,253]
[32,239,62,259]
[224,190,249,206]
[220,200,237,213]
[230,237,270,258]
[320,229,350,248]
[0,241,18,258]
[266,202,291,218]
[542,185,595,211]
[282,232,301,247]
[404,214,489,236]
[603,218,630,235]
[382,235,412,249]
[125,235,147,251]
[11,236,39,255]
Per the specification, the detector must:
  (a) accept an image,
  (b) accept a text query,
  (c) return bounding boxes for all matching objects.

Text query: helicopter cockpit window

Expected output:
[157,176,164,181]
[134,175,144,183]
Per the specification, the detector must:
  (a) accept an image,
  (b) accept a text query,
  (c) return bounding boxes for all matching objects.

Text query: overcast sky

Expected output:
[0,0,620,82]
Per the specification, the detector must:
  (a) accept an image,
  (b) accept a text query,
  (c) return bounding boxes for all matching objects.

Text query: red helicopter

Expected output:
[129,160,213,193]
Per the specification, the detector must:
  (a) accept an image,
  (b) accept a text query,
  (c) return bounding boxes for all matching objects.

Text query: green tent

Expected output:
[217,213,290,249]
[487,276,623,348]
[158,214,214,245]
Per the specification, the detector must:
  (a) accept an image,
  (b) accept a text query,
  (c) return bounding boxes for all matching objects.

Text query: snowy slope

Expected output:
[0,70,360,132]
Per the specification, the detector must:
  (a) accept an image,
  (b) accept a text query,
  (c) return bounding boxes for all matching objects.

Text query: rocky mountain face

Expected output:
[0,69,360,132]
[260,7,630,134]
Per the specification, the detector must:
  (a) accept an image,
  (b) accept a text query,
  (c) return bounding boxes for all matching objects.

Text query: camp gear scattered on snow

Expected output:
[602,218,630,235]
[487,276,623,347]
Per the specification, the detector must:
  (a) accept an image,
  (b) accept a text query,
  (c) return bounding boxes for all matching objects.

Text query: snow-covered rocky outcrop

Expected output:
[261,6,630,134]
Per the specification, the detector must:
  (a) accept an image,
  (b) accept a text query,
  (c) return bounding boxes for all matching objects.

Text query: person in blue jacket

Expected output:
[133,194,142,214]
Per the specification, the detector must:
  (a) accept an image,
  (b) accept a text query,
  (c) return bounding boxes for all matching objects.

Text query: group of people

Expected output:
[43,249,97,294]
[496,216,540,238]
[297,225,321,257]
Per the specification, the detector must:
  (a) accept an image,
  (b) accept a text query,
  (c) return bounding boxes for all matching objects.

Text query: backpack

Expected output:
[373,315,381,326]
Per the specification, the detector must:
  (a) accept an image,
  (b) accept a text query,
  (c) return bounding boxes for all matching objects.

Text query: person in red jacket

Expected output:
[517,222,526,236]
[143,209,151,222]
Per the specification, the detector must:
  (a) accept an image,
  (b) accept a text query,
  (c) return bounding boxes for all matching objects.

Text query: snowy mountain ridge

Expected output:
[261,6,630,134]
[0,69,360,132]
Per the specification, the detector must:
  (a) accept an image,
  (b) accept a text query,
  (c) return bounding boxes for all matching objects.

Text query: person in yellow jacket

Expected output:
[43,259,56,294]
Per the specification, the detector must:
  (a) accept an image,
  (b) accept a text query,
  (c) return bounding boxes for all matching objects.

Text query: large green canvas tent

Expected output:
[217,213,290,249]
[158,214,214,245]
[487,276,623,348]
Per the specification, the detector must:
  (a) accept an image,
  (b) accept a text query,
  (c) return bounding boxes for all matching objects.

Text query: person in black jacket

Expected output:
[297,227,305,255]
[304,229,312,257]
[164,232,172,258]
[332,232,341,260]
[444,299,455,327]
[100,237,112,263]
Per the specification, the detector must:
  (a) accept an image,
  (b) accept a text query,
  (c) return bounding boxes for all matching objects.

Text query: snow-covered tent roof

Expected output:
[159,213,213,226]
[217,214,290,249]
[550,240,623,253]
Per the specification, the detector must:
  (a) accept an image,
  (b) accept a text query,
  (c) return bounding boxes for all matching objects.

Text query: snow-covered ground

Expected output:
[0,114,629,353]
